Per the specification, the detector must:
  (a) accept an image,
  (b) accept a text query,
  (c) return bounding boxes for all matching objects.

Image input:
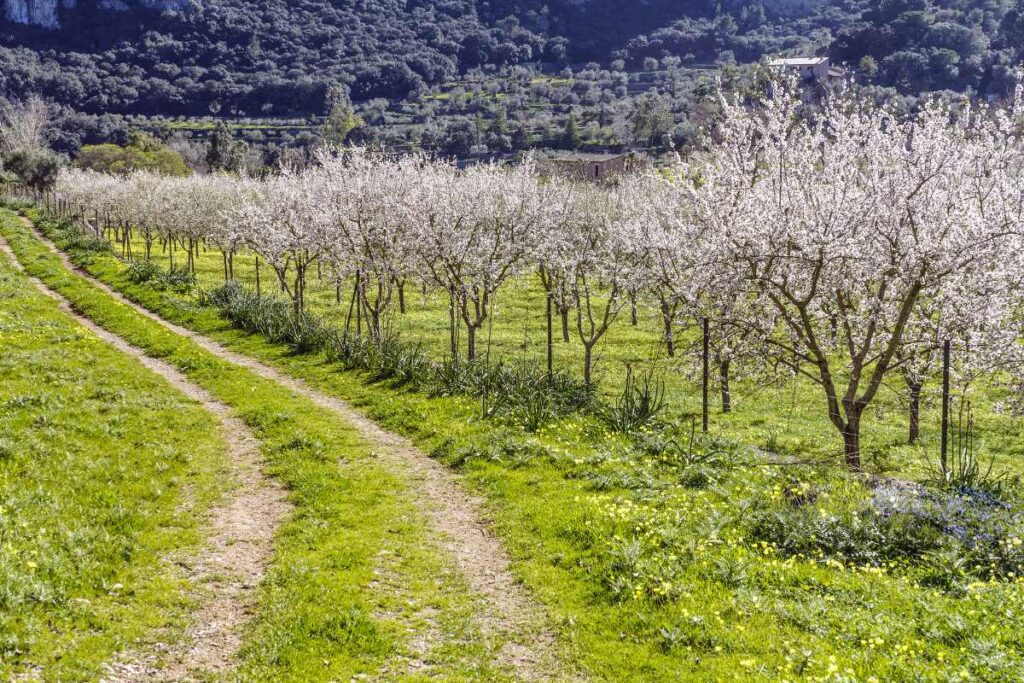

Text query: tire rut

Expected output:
[26,219,573,681]
[0,230,291,682]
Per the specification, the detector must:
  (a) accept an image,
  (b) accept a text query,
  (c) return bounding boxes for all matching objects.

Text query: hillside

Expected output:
[1,0,1022,121]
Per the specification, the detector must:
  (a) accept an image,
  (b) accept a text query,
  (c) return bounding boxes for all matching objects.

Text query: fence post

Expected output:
[546,291,553,380]
[940,338,951,475]
[702,317,709,433]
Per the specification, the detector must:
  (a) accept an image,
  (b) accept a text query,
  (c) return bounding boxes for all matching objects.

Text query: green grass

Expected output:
[0,242,226,680]
[0,210,534,682]
[15,212,1024,680]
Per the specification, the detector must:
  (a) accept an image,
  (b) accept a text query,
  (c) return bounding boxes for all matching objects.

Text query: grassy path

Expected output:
[31,218,564,678]
[0,232,227,681]
[0,226,292,680]
[1,208,574,681]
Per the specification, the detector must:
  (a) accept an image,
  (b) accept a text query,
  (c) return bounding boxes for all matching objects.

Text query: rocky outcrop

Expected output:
[2,0,181,28]
[2,0,74,28]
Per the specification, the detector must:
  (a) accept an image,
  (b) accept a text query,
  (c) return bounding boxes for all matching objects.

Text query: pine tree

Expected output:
[561,113,582,150]
[322,87,363,145]
[206,122,247,173]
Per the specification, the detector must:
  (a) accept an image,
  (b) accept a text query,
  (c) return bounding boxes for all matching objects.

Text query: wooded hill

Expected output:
[1,0,1022,117]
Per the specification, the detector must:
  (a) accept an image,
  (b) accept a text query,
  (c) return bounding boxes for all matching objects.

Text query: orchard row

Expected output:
[51,83,1024,469]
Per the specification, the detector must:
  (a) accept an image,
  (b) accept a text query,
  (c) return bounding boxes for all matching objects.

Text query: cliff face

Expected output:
[2,0,74,28]
[2,0,178,28]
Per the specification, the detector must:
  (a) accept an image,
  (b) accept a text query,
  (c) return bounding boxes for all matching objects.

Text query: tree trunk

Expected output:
[908,380,922,444]
[293,261,306,315]
[629,292,638,326]
[583,342,594,387]
[719,357,732,414]
[561,307,570,342]
[467,324,477,362]
[397,280,406,313]
[355,278,362,336]
[546,293,553,378]
[702,318,709,433]
[448,289,458,359]
[660,299,674,358]
[344,280,358,337]
[842,416,863,471]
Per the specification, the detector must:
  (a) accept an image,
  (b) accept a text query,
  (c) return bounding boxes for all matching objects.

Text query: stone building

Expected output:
[767,56,846,86]
[539,152,648,183]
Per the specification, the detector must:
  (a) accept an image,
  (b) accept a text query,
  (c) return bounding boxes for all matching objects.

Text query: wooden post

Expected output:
[940,339,951,475]
[448,287,457,359]
[546,292,554,379]
[355,271,362,337]
[702,317,710,434]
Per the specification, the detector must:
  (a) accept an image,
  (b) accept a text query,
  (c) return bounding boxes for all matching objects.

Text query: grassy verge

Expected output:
[14,214,1024,680]
[0,242,226,681]
[0,209,522,682]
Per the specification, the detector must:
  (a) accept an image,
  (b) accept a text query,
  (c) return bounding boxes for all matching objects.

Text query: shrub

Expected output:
[126,258,161,285]
[602,366,665,433]
[748,480,1024,583]
[163,264,195,293]
[482,362,592,431]
[38,215,114,262]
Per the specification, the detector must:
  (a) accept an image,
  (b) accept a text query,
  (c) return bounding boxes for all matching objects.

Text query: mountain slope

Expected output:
[1,0,1020,119]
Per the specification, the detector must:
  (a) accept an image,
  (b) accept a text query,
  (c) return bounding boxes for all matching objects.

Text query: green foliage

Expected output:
[561,113,582,150]
[321,88,365,145]
[859,55,879,79]
[3,148,61,192]
[205,122,248,173]
[205,281,330,351]
[748,479,1024,583]
[1,0,1020,137]
[162,263,196,293]
[126,257,162,284]
[205,281,592,430]
[628,94,674,149]
[603,366,666,433]
[74,132,191,176]
[44,216,113,263]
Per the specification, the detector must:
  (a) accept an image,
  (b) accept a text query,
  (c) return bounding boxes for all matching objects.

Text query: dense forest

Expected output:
[2,0,1023,158]
[4,0,1023,115]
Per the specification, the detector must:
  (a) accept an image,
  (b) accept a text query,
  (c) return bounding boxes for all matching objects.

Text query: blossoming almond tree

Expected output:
[562,176,651,387]
[417,158,539,361]
[232,169,322,315]
[533,174,581,346]
[683,82,1024,470]
[315,148,421,341]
